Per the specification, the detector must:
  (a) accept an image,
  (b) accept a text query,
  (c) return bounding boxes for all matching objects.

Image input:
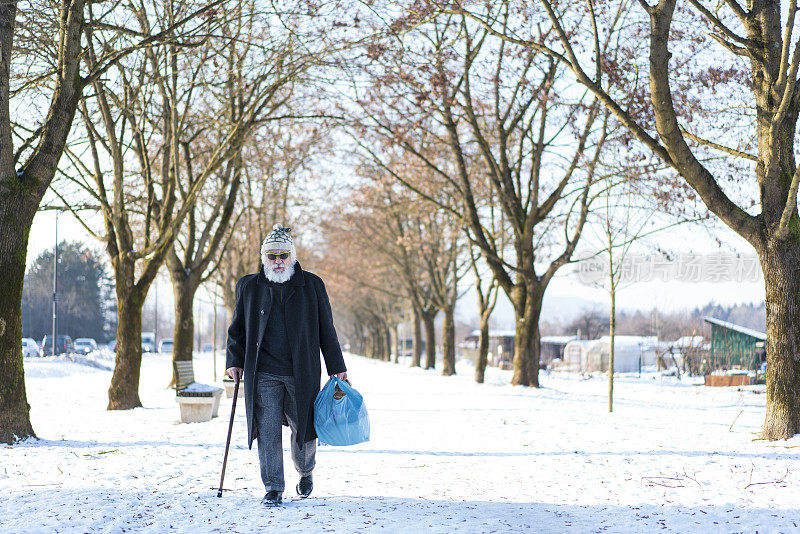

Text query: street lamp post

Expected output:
[52,211,58,356]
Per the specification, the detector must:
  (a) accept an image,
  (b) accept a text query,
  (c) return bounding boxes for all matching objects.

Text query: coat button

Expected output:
[260,310,264,315]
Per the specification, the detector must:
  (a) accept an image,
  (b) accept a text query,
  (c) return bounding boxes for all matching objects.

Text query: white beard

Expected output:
[263,260,295,283]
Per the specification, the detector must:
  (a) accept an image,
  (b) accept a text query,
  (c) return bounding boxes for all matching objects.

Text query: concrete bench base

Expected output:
[223,380,244,399]
[176,389,223,423]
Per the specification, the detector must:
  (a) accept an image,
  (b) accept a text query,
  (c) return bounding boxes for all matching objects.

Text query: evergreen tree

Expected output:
[22,242,113,343]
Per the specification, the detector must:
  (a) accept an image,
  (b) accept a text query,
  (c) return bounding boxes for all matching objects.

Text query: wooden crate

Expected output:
[705,374,750,387]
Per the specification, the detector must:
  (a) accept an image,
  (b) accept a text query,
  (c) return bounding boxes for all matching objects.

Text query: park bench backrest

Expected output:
[174,360,195,393]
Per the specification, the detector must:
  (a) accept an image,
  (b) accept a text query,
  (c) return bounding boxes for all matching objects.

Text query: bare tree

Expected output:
[564,309,609,341]
[214,121,329,324]
[345,5,611,386]
[68,0,296,409]
[455,0,800,439]
[319,170,463,370]
[318,206,406,362]
[468,237,500,383]
[414,209,471,375]
[0,0,217,442]
[164,2,325,382]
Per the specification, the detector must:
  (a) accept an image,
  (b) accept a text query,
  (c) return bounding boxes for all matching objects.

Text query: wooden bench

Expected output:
[174,360,223,423]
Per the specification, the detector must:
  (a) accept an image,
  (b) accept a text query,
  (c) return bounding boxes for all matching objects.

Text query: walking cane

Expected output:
[217,374,240,497]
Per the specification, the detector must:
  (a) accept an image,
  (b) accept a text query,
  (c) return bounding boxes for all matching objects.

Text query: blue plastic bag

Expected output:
[314,376,370,446]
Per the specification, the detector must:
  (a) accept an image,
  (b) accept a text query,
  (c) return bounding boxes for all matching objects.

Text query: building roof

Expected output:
[541,336,577,344]
[468,329,517,338]
[671,335,706,348]
[596,335,658,348]
[703,316,766,341]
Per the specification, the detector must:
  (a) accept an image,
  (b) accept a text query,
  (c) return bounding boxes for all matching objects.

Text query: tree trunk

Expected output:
[608,288,616,413]
[442,306,456,376]
[510,289,542,387]
[421,308,437,369]
[170,274,200,383]
[760,244,800,439]
[384,324,392,362]
[107,285,146,409]
[475,312,491,384]
[0,0,88,441]
[375,323,384,360]
[0,205,37,443]
[365,329,374,358]
[351,322,363,356]
[393,324,399,363]
[411,305,422,367]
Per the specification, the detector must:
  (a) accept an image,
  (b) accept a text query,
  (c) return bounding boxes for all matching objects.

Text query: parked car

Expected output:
[40,334,74,356]
[74,338,98,355]
[21,338,40,358]
[141,332,155,353]
[201,343,213,353]
[158,338,174,354]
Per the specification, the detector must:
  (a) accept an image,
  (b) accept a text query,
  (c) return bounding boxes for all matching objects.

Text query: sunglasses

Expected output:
[266,252,290,261]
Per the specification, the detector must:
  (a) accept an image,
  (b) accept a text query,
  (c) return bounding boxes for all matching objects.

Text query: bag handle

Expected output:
[332,375,352,399]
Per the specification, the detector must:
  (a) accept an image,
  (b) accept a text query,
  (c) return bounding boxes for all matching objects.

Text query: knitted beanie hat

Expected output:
[261,223,294,253]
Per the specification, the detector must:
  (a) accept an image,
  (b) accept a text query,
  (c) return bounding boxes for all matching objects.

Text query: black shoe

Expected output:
[296,475,313,498]
[261,490,282,506]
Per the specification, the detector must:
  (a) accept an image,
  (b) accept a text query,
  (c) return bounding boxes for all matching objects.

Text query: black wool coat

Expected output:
[225,263,347,449]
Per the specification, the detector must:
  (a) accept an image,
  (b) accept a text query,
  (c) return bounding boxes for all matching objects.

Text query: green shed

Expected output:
[703,316,766,371]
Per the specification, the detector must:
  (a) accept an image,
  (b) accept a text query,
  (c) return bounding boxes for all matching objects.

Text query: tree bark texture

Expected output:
[0,0,86,443]
[646,1,798,438]
[760,244,800,438]
[442,306,456,376]
[0,195,37,443]
[510,284,543,387]
[170,273,200,383]
[107,257,147,410]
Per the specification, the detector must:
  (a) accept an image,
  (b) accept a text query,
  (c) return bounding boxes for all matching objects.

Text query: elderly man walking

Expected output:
[226,223,348,506]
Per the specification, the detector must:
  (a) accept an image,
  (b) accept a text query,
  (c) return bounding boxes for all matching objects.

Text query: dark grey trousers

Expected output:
[254,372,316,492]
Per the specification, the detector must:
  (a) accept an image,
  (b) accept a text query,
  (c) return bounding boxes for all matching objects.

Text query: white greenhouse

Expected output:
[561,336,658,373]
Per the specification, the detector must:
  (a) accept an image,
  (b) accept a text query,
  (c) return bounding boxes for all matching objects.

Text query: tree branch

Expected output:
[708,32,751,57]
[776,162,800,240]
[645,0,759,244]
[776,0,798,91]
[80,0,226,89]
[685,0,754,48]
[680,126,757,161]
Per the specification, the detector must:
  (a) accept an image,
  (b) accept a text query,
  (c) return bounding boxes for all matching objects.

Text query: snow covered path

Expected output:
[3,351,800,533]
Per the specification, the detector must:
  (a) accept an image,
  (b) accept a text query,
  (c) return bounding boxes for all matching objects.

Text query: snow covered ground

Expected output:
[3,350,800,533]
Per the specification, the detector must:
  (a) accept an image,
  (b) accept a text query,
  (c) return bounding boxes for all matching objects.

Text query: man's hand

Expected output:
[333,372,348,381]
[226,367,244,381]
